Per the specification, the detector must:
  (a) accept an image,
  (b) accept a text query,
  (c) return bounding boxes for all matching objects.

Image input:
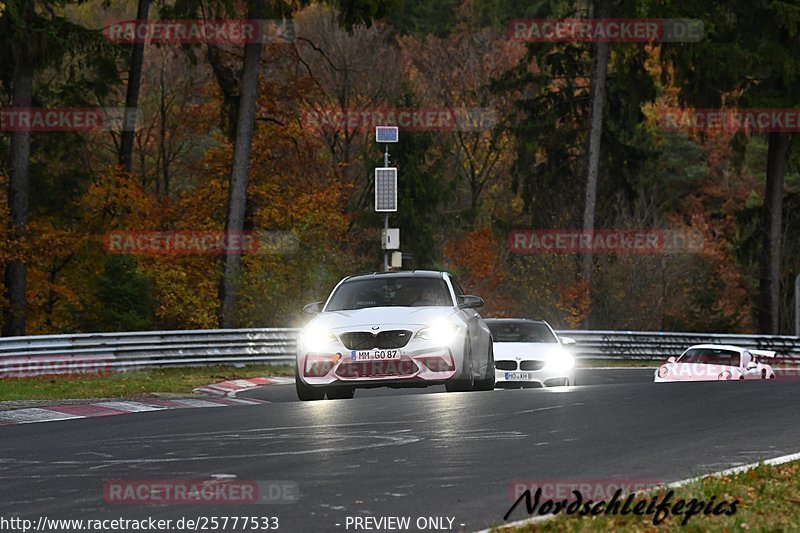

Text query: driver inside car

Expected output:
[414,284,445,306]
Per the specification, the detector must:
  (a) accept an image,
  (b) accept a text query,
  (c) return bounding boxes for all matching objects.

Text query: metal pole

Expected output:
[795,273,800,337]
[383,145,390,272]
[384,213,389,271]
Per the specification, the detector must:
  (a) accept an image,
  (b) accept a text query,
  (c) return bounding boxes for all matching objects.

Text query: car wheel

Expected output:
[446,340,475,392]
[295,365,325,401]
[326,386,355,400]
[473,343,495,391]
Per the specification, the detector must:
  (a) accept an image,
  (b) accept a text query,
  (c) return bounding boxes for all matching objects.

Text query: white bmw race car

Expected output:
[485,318,576,388]
[654,344,776,382]
[295,270,495,400]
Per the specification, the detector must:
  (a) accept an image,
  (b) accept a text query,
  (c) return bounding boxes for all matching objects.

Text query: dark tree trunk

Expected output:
[580,0,612,328]
[3,67,33,336]
[206,43,241,141]
[118,0,150,171]
[758,132,789,334]
[217,9,264,327]
[159,57,170,196]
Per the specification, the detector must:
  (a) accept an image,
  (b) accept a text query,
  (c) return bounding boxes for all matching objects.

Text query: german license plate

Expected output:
[504,371,532,380]
[351,349,401,361]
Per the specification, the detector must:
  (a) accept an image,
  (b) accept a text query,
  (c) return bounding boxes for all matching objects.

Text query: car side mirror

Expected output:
[459,295,484,309]
[559,336,576,346]
[302,302,323,315]
[667,356,677,364]
[746,361,757,370]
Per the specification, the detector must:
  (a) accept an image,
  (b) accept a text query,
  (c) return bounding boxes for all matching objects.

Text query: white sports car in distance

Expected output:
[295,270,495,400]
[485,318,576,388]
[654,344,776,382]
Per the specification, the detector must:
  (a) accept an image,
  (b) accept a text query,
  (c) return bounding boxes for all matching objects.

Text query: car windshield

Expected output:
[487,321,558,343]
[678,348,740,367]
[325,277,453,310]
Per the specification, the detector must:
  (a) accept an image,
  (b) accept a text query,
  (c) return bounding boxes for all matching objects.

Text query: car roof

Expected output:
[343,270,447,282]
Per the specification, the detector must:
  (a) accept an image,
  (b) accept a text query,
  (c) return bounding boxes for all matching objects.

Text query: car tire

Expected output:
[326,386,355,400]
[295,366,325,401]
[473,343,495,391]
[446,340,475,392]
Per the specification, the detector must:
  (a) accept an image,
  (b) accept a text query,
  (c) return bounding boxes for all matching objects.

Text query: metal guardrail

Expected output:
[561,330,800,361]
[0,328,798,376]
[0,329,297,376]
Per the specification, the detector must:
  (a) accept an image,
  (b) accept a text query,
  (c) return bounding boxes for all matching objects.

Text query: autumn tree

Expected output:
[400,22,523,229]
[661,0,800,333]
[0,0,121,335]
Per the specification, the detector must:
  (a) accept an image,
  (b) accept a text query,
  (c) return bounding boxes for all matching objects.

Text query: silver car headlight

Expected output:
[415,322,461,345]
[545,352,575,373]
[300,324,338,353]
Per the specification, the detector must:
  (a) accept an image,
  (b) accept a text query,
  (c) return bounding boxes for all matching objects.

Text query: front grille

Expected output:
[339,332,374,350]
[495,360,517,371]
[339,330,412,350]
[336,359,418,378]
[377,330,412,348]
[520,360,545,371]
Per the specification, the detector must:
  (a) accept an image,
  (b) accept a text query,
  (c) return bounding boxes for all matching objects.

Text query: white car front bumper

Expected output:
[493,361,574,387]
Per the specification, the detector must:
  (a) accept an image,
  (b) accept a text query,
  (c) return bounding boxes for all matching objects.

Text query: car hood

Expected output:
[309,306,458,331]
[493,342,565,361]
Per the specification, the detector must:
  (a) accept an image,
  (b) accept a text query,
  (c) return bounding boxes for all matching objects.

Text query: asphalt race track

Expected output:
[237,367,652,403]
[1,368,799,532]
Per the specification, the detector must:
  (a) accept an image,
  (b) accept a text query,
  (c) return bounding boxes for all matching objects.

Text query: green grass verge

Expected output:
[499,460,800,532]
[577,359,661,368]
[0,364,295,401]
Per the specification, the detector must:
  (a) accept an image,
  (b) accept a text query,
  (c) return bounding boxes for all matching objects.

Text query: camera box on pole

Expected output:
[381,228,400,250]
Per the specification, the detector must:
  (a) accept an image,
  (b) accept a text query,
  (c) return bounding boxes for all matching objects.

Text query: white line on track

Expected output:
[94,401,164,412]
[0,408,83,423]
[581,367,657,370]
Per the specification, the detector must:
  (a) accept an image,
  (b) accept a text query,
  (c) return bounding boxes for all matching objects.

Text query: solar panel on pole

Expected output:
[375,126,399,143]
[375,167,398,212]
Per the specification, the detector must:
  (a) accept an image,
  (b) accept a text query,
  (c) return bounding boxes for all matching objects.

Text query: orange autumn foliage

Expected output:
[444,228,515,316]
